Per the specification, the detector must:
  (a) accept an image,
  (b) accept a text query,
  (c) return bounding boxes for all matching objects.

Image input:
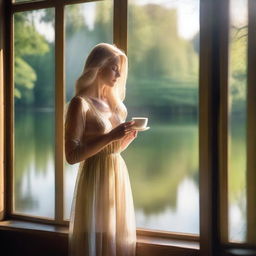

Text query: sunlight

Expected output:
[34,0,199,41]
[230,0,248,26]
[131,0,199,39]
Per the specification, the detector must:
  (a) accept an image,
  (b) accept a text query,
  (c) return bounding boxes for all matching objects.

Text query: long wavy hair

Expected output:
[75,43,128,121]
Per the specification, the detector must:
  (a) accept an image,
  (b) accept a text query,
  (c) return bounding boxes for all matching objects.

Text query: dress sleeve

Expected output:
[65,96,89,164]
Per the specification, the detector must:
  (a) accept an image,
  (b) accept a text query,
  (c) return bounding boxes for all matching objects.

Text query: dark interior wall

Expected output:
[0,229,68,256]
[0,228,199,256]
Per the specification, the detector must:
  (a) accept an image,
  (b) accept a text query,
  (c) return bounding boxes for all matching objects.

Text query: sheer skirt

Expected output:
[69,141,136,256]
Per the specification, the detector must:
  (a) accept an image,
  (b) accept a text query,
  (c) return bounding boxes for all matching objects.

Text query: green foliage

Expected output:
[24,42,55,108]
[14,12,50,104]
[126,79,198,111]
[14,57,37,90]
[15,4,200,110]
[65,6,85,37]
[128,4,198,83]
[14,3,247,112]
[94,2,113,42]
[15,13,49,56]
[229,26,248,109]
[65,2,112,98]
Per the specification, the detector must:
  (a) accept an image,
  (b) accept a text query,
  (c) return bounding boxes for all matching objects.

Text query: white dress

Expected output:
[65,95,137,256]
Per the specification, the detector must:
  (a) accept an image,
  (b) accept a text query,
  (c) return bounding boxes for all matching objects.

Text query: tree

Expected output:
[14,12,49,106]
[126,4,199,112]
[229,25,247,111]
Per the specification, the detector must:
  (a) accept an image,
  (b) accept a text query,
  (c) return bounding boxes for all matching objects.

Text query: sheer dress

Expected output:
[65,95,136,256]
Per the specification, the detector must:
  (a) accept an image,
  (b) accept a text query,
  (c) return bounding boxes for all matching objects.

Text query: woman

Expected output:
[65,43,137,256]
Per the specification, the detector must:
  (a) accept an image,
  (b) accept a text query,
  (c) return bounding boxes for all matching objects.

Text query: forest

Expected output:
[14,3,247,114]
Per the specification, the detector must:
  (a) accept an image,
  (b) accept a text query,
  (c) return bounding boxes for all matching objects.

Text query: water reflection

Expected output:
[136,178,199,233]
[123,117,198,216]
[14,109,55,217]
[229,116,247,241]
[14,111,245,238]
[16,110,199,232]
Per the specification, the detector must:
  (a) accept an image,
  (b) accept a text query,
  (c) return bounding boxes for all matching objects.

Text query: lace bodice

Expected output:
[64,95,122,164]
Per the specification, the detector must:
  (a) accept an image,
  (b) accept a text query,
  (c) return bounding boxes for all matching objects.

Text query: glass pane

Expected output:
[14,9,55,218]
[228,0,248,242]
[64,1,113,220]
[126,0,199,233]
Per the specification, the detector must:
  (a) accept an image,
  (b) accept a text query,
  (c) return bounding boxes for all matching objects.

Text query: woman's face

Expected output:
[99,56,121,87]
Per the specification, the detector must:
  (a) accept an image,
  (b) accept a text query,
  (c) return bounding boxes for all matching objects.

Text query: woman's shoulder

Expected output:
[72,95,90,105]
[68,95,90,113]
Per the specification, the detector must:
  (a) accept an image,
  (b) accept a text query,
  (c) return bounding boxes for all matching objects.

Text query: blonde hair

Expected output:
[75,43,128,121]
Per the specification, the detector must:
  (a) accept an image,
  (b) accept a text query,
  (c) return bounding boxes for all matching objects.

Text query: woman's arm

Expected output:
[65,132,113,165]
[65,96,135,165]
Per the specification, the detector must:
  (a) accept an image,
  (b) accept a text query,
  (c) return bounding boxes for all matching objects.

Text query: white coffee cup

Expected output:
[132,117,148,128]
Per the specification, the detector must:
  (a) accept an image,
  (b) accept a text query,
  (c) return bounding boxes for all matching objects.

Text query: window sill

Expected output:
[138,234,199,250]
[0,219,68,236]
[0,220,199,256]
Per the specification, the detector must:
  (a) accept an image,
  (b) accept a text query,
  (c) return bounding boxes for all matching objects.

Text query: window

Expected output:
[228,0,248,242]
[13,8,55,218]
[64,0,113,220]
[7,0,201,236]
[126,0,199,234]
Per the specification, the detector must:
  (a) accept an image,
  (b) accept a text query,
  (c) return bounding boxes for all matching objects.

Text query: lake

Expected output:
[14,110,246,242]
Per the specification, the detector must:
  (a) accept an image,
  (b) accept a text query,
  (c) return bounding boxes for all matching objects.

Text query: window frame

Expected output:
[0,0,206,244]
[2,0,201,239]
[199,0,229,254]
[246,0,256,245]
[0,0,5,222]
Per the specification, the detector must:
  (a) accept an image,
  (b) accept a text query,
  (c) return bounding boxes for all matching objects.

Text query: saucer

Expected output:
[133,126,150,131]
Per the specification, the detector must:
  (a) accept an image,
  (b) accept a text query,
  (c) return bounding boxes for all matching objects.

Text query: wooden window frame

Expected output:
[1,0,198,233]
[1,0,200,243]
[199,0,230,254]
[200,0,256,255]
[0,0,5,222]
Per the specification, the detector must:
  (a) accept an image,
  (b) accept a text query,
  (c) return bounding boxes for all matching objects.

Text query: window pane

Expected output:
[126,0,199,233]
[64,1,113,220]
[228,0,248,242]
[14,9,55,218]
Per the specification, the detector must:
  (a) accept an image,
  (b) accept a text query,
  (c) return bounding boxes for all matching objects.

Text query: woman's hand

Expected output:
[108,120,135,141]
[120,130,138,151]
